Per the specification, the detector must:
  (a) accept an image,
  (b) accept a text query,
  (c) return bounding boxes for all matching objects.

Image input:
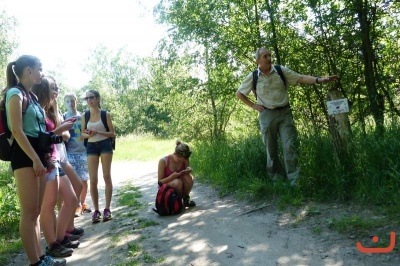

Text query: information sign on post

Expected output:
[326,98,349,115]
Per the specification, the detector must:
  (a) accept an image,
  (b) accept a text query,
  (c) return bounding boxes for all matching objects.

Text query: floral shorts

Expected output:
[67,153,89,181]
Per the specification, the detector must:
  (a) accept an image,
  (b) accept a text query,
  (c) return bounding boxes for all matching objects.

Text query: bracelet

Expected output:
[316,77,321,84]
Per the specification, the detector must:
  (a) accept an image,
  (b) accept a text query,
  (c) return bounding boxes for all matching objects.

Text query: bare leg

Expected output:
[61,162,82,231]
[181,174,194,196]
[87,155,100,210]
[100,153,113,210]
[57,175,78,241]
[80,180,89,205]
[40,177,59,246]
[14,167,43,264]
[167,178,184,197]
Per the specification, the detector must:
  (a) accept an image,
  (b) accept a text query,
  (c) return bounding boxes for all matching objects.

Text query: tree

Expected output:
[0,10,18,88]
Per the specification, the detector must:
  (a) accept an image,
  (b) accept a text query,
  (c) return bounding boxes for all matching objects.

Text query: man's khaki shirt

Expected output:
[237,65,301,109]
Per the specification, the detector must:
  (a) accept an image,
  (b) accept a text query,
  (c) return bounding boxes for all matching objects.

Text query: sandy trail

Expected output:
[9,161,399,266]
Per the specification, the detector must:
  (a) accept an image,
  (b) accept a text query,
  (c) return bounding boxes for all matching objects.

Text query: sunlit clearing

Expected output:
[216,245,228,253]
[247,243,270,252]
[190,240,208,252]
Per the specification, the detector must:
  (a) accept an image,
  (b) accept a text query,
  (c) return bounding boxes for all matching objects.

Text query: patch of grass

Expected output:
[127,242,142,257]
[120,212,139,219]
[143,252,164,263]
[305,206,322,217]
[277,193,303,210]
[327,215,385,233]
[0,238,23,262]
[117,184,143,209]
[313,226,322,235]
[113,262,140,266]
[136,218,159,229]
[114,183,161,264]
[109,234,121,248]
[113,134,174,161]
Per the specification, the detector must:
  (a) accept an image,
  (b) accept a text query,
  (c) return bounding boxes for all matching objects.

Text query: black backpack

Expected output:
[0,87,31,161]
[83,110,115,150]
[251,64,286,98]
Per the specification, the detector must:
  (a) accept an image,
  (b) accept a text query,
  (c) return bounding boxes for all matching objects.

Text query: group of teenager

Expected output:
[1,55,116,266]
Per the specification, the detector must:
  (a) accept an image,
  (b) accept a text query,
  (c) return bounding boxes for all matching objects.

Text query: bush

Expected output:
[0,162,19,237]
[190,124,400,209]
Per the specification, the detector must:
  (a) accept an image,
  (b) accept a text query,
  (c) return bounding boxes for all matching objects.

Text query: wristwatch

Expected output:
[316,77,321,84]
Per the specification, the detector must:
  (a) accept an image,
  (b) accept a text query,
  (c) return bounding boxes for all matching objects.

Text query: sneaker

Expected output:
[92,210,102,223]
[183,196,196,207]
[65,232,80,241]
[66,227,84,236]
[43,256,67,266]
[82,202,92,213]
[75,206,81,217]
[103,208,112,222]
[45,242,73,258]
[59,236,80,249]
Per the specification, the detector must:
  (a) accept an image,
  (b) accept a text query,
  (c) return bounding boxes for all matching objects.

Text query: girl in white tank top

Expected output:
[82,89,116,224]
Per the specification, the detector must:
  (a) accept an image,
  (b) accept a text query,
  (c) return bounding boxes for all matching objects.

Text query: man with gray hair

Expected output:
[236,47,338,186]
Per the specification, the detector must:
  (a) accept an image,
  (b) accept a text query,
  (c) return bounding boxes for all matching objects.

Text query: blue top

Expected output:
[64,112,86,154]
[6,87,46,137]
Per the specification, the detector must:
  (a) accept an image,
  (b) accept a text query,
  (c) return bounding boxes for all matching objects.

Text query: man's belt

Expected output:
[264,104,290,110]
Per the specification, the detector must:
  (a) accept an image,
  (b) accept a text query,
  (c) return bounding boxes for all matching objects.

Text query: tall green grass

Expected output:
[190,124,400,208]
[0,161,20,262]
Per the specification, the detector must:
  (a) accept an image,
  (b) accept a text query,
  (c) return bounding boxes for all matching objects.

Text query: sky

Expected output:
[1,0,167,88]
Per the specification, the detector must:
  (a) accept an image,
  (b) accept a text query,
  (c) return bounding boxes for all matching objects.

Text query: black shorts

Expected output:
[11,136,47,171]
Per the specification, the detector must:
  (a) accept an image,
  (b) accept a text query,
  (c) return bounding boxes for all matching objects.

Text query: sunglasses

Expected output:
[84,96,96,101]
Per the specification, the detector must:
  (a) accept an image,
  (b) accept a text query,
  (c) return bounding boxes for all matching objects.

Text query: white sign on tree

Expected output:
[326,98,349,115]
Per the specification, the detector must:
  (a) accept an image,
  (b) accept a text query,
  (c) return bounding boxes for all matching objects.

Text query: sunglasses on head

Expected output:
[84,96,96,101]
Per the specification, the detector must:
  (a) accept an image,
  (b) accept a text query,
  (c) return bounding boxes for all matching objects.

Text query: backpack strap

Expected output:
[251,65,287,98]
[14,86,30,114]
[274,65,287,88]
[83,110,90,147]
[251,69,258,98]
[3,86,31,138]
[100,110,109,132]
[84,110,90,129]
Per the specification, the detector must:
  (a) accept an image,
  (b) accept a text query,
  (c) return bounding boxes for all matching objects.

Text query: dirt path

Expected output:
[8,161,400,266]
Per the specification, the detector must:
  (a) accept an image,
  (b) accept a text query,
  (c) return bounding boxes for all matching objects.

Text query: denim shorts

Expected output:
[86,138,113,156]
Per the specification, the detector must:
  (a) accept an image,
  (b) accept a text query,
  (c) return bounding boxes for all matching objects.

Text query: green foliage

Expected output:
[0,162,19,237]
[0,162,21,263]
[191,120,400,210]
[0,10,18,88]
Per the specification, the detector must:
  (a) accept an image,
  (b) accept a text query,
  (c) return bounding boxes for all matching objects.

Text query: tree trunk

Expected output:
[327,89,354,199]
[326,89,352,154]
[265,0,281,64]
[354,0,384,133]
